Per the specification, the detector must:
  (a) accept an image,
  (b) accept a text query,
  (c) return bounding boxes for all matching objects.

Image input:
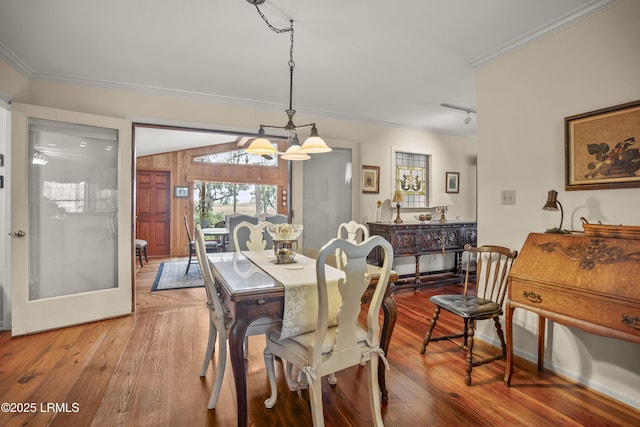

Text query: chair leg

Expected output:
[421,306,441,354]
[186,250,193,275]
[285,362,298,391]
[462,318,469,349]
[465,319,476,386]
[263,348,278,409]
[207,336,227,409]
[328,372,337,385]
[308,375,325,427]
[143,245,148,262]
[200,321,217,377]
[367,355,384,427]
[494,316,507,357]
[137,248,143,268]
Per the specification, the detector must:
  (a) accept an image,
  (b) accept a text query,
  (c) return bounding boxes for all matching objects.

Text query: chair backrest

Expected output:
[265,214,287,224]
[462,244,518,306]
[184,214,193,243]
[232,221,272,251]
[194,225,226,325]
[335,221,369,271]
[311,236,393,365]
[264,214,288,248]
[227,214,259,251]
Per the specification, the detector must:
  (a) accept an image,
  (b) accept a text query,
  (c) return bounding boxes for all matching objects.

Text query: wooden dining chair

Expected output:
[194,225,280,409]
[420,244,518,385]
[263,236,393,427]
[184,214,218,275]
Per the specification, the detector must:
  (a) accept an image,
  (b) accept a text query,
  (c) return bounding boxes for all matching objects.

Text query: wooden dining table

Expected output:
[207,250,398,427]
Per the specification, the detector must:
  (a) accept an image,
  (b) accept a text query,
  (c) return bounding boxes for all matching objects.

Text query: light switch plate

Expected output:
[501,190,516,205]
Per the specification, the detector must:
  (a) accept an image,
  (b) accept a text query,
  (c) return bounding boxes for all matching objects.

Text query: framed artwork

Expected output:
[565,100,640,190]
[174,186,189,198]
[446,171,459,193]
[362,165,380,194]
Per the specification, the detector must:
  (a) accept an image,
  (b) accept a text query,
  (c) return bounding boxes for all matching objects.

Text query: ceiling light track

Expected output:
[244,0,331,161]
[441,103,477,125]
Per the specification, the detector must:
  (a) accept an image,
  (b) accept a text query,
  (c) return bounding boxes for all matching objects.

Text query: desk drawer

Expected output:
[510,281,640,339]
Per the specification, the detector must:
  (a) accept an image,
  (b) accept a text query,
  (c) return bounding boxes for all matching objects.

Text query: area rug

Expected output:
[151,260,203,291]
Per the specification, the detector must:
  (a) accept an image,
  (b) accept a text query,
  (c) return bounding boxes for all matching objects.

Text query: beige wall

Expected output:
[477,0,640,409]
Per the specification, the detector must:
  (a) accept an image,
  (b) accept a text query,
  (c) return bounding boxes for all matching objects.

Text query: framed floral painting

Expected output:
[565,100,640,190]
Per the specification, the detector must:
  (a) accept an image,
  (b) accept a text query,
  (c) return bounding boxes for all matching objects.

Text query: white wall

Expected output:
[477,0,640,409]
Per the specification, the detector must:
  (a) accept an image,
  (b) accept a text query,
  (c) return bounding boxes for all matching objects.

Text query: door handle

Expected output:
[14,230,26,237]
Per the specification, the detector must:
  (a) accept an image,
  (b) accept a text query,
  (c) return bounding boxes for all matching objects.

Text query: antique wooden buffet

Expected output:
[505,231,640,385]
[367,221,477,291]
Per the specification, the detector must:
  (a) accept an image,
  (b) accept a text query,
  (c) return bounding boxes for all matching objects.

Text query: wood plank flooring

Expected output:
[0,257,638,426]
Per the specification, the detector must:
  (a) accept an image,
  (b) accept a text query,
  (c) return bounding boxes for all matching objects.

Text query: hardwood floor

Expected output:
[1,257,638,426]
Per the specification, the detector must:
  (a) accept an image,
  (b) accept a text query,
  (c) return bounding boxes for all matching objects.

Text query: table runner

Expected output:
[242,250,344,339]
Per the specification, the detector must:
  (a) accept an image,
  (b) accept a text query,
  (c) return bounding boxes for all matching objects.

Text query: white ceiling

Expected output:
[0,0,618,155]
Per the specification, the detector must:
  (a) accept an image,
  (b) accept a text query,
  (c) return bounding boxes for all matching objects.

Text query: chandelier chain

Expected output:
[252,5,295,71]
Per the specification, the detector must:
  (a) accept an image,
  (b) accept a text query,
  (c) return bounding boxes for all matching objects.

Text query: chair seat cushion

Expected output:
[135,239,147,248]
[267,324,367,355]
[429,295,502,318]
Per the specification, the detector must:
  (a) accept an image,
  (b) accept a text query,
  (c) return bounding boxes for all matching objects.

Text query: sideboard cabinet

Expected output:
[367,221,477,291]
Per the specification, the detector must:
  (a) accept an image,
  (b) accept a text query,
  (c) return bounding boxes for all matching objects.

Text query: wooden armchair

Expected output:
[420,244,517,385]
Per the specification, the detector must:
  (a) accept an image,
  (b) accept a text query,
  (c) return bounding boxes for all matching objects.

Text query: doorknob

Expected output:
[14,230,26,237]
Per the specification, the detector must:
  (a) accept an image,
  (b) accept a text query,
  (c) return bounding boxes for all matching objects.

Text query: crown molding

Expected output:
[467,0,620,68]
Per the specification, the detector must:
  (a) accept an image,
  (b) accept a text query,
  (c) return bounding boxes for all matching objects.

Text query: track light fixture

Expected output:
[244,0,331,161]
[441,103,477,125]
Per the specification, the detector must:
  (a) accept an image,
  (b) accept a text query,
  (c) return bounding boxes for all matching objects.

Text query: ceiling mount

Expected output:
[246,0,266,5]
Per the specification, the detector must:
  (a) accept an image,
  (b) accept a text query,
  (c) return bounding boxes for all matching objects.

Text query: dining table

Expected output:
[201,227,229,249]
[206,250,398,427]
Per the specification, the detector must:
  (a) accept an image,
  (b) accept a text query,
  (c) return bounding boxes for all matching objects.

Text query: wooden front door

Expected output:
[136,170,170,257]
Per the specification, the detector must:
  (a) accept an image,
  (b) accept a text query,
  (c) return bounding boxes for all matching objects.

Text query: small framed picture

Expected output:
[362,165,380,194]
[175,186,189,198]
[446,171,459,193]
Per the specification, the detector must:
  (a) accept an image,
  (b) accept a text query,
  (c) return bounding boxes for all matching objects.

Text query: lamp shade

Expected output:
[432,193,454,207]
[245,137,278,155]
[392,190,404,203]
[542,190,559,211]
[280,144,310,161]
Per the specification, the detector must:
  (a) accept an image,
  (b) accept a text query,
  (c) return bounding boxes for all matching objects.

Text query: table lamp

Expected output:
[432,193,454,223]
[542,189,569,234]
[392,190,404,224]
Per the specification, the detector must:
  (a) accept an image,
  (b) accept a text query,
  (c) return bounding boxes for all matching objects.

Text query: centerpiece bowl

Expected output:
[266,223,304,264]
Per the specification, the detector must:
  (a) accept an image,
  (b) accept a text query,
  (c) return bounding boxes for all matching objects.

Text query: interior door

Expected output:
[136,170,170,256]
[303,147,353,251]
[11,103,132,335]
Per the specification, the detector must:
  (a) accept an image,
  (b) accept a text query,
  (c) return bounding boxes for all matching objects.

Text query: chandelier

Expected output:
[244,0,331,161]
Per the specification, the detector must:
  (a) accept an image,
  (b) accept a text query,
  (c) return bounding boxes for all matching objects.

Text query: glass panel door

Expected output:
[29,119,119,299]
[11,103,132,335]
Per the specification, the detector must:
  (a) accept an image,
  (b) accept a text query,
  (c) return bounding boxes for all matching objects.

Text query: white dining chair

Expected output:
[194,225,280,409]
[263,236,393,427]
[335,220,369,270]
[232,220,272,251]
